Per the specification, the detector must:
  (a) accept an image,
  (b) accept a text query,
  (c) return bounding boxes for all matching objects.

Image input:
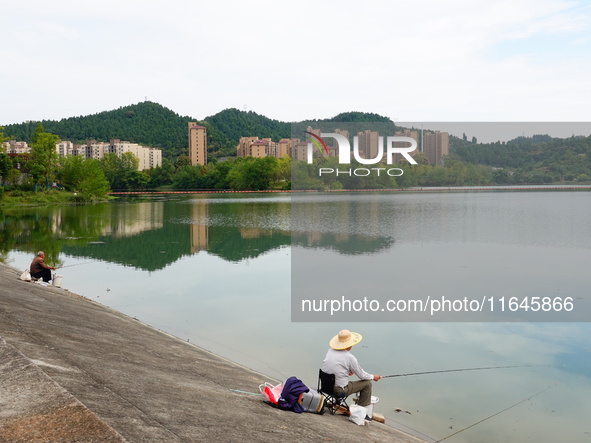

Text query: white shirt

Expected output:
[321,348,373,388]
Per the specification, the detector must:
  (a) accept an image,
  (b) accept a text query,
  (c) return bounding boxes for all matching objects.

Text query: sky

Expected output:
[2,0,591,130]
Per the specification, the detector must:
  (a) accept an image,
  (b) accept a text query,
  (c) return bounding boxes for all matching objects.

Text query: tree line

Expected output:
[451,134,591,183]
[3,125,588,200]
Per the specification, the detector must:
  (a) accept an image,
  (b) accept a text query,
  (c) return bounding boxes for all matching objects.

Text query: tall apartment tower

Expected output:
[188,122,207,166]
[423,131,449,166]
[357,130,380,161]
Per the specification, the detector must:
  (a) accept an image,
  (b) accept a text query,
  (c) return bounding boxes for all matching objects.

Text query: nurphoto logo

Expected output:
[304,131,418,177]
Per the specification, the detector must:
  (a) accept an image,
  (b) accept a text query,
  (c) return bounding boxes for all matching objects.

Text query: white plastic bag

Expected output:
[19,269,31,281]
[348,404,367,425]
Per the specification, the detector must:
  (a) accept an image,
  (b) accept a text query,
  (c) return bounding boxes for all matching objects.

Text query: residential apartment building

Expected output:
[236,137,259,157]
[56,141,75,157]
[291,141,309,162]
[188,122,207,166]
[423,130,449,166]
[392,129,420,164]
[2,140,29,154]
[3,139,162,170]
[81,139,162,170]
[84,141,109,160]
[356,130,380,161]
[334,128,349,140]
[110,139,162,170]
[235,137,291,159]
[276,139,291,158]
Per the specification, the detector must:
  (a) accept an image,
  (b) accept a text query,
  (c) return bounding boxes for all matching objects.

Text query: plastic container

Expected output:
[366,395,379,417]
[52,275,64,287]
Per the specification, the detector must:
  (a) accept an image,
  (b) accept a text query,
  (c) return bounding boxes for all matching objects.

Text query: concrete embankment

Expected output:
[0,262,424,443]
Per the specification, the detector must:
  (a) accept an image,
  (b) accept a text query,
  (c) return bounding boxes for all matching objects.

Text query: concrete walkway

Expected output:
[0,262,425,442]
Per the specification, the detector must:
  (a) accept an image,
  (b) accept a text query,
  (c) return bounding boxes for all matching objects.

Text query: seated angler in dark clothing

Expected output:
[30,251,56,283]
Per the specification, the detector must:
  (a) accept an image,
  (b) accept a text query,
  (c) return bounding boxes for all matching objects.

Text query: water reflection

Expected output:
[0,195,395,270]
[2,192,591,443]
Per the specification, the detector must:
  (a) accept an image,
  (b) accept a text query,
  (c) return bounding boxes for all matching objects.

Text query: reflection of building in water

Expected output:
[190,203,209,253]
[240,228,267,238]
[292,198,384,247]
[47,204,165,239]
[335,232,349,242]
[106,203,164,238]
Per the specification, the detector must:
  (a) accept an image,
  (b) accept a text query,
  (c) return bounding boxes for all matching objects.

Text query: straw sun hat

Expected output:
[329,329,363,350]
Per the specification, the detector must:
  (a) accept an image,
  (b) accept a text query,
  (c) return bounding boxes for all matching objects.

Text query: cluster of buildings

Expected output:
[2,139,162,171]
[233,127,449,166]
[3,122,449,173]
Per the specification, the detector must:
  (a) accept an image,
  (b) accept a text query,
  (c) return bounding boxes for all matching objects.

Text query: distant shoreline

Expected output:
[109,185,591,195]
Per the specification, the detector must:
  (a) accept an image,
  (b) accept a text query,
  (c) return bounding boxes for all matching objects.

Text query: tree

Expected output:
[124,170,150,190]
[79,161,110,197]
[148,158,175,188]
[0,126,9,152]
[58,156,110,197]
[6,168,22,186]
[0,153,11,185]
[175,155,191,169]
[172,165,204,189]
[227,156,280,191]
[100,152,139,190]
[29,125,60,187]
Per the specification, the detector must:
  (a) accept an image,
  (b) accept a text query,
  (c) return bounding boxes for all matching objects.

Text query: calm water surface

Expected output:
[2,191,590,442]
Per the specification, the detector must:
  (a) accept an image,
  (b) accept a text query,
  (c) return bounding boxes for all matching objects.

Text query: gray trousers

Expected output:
[334,379,373,406]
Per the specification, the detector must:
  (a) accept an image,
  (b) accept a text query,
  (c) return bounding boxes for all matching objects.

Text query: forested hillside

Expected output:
[2,103,395,160]
[451,134,591,183]
[2,102,290,159]
[204,108,291,144]
[3,102,590,184]
[4,102,193,157]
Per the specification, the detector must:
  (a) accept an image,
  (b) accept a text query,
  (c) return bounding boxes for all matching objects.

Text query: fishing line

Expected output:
[435,385,551,442]
[382,364,541,379]
[58,261,98,269]
[229,389,263,396]
[387,417,438,443]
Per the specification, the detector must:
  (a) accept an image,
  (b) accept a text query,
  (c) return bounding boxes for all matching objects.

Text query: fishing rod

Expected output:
[57,261,99,269]
[435,385,551,442]
[382,364,540,379]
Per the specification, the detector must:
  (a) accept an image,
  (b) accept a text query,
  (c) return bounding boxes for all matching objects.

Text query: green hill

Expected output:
[204,108,291,144]
[3,102,590,184]
[451,134,591,183]
[2,103,394,160]
[3,102,196,159]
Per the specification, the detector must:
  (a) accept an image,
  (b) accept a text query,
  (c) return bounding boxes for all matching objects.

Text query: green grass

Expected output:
[0,189,111,206]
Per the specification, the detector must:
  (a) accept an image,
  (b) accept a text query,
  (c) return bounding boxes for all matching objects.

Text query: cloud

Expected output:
[2,0,590,124]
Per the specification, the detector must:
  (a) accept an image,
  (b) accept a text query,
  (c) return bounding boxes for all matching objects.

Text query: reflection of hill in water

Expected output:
[207,228,290,262]
[2,197,394,271]
[61,226,192,272]
[61,225,393,271]
[291,231,393,255]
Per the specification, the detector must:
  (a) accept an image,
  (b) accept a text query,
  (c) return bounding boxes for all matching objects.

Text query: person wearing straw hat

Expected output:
[321,329,380,416]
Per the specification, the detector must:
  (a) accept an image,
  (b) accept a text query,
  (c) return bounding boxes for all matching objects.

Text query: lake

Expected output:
[1,190,590,442]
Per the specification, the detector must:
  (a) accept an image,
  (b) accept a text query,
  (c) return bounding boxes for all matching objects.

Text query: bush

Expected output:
[68,193,94,203]
[0,186,4,200]
[13,183,35,192]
